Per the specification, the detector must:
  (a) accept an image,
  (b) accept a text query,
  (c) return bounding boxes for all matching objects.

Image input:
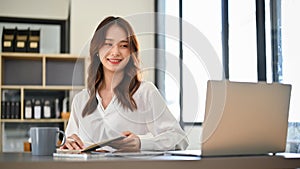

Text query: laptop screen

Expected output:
[201,80,291,156]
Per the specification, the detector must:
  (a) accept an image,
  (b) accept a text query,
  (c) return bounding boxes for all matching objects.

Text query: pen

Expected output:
[67,138,94,145]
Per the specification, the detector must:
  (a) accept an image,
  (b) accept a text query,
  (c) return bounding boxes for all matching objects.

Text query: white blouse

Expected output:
[65,81,189,150]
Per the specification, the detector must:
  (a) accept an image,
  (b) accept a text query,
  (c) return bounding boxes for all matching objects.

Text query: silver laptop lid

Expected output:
[202,80,291,156]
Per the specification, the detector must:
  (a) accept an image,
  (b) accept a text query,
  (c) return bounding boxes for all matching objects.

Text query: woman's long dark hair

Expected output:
[82,16,141,117]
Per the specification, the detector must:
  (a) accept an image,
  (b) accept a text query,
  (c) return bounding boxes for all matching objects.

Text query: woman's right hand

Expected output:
[60,134,84,150]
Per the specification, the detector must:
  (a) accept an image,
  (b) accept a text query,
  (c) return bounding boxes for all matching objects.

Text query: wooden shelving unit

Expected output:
[0,52,87,152]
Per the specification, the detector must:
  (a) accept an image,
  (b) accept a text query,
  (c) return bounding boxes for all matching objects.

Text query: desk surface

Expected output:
[1,152,300,169]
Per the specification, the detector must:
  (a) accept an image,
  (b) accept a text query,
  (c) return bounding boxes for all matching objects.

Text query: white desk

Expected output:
[1,152,300,169]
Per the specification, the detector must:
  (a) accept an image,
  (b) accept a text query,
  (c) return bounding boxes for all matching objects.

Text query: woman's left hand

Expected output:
[110,131,141,152]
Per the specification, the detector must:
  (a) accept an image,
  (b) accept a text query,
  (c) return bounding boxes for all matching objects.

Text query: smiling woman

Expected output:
[89,16,141,114]
[61,16,189,152]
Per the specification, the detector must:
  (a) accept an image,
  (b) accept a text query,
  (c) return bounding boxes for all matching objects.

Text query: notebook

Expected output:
[56,136,126,154]
[201,80,292,156]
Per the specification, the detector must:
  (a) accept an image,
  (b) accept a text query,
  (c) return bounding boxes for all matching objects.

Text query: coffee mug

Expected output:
[30,127,66,156]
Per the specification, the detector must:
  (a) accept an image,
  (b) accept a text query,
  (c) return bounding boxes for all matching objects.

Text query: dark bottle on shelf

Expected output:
[55,98,60,118]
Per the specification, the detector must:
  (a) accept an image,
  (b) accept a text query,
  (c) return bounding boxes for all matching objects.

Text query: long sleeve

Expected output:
[138,83,189,150]
[63,83,189,151]
[65,94,80,137]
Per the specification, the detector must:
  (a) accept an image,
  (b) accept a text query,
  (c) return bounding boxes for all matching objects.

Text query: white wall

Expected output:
[0,0,69,20]
[0,0,70,54]
[70,0,155,82]
[0,0,155,82]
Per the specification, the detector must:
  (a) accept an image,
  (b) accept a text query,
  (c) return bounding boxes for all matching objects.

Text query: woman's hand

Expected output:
[60,134,84,150]
[110,131,141,152]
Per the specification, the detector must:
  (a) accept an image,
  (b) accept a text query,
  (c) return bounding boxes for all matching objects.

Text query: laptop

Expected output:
[201,80,292,156]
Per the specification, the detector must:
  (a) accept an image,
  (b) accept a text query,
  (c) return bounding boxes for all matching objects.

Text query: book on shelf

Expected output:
[5,101,11,119]
[1,101,21,119]
[14,101,20,119]
[10,101,15,119]
[1,101,5,119]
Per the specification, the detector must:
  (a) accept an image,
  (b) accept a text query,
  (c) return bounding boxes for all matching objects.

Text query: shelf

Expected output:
[0,52,86,152]
[1,52,86,86]
[0,85,85,90]
[46,58,85,86]
[0,52,43,58]
[1,52,86,59]
[2,57,43,85]
[0,119,68,123]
